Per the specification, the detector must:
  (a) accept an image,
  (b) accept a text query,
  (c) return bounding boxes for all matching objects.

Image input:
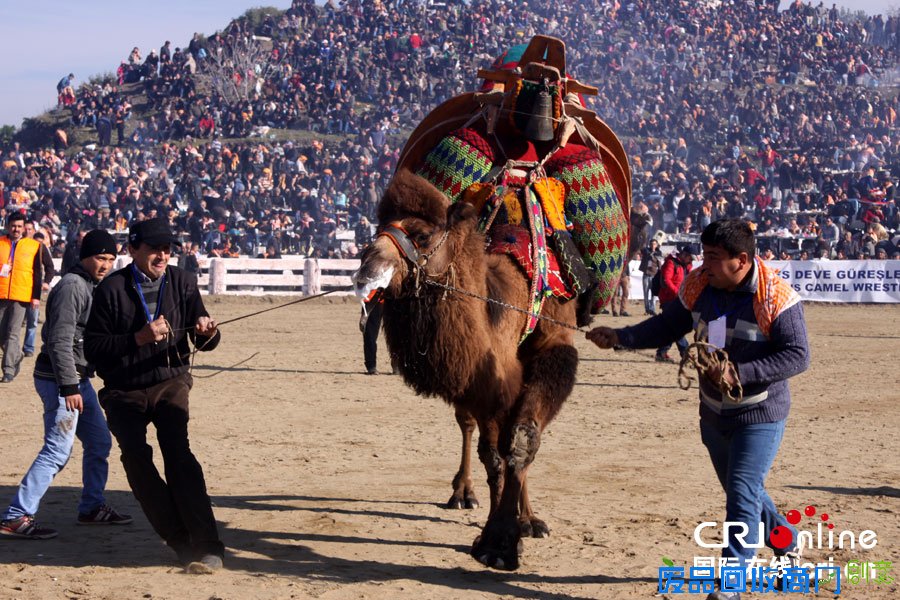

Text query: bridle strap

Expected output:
[378,224,421,265]
[378,222,453,279]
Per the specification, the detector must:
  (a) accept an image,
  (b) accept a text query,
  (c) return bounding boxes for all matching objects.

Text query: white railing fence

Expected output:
[49,258,900,301]
[50,256,358,296]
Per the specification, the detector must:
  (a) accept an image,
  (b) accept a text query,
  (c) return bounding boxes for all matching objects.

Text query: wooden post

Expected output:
[208,258,226,295]
[304,258,320,295]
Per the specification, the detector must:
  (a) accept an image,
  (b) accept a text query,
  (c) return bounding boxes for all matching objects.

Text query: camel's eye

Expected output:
[414,231,432,247]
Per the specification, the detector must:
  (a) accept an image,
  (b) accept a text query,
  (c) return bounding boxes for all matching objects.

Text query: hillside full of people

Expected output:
[2,0,899,263]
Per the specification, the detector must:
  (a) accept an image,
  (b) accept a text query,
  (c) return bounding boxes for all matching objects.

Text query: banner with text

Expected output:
[628,260,900,303]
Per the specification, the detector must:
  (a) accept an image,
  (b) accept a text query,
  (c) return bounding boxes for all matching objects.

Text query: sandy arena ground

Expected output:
[0,299,897,600]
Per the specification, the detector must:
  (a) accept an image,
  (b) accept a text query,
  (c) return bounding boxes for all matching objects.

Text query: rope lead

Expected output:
[677,338,744,403]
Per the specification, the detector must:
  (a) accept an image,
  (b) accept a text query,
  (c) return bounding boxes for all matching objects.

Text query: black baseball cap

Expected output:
[128,217,179,247]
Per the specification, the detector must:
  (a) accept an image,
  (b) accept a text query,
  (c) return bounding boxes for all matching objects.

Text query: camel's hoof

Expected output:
[446,492,479,510]
[446,495,464,510]
[519,517,550,538]
[471,519,523,571]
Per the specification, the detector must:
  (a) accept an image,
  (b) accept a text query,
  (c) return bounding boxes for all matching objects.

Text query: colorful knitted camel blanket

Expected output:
[416,125,629,314]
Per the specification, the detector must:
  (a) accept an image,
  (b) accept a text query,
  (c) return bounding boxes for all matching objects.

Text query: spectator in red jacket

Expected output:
[198,113,216,138]
[656,244,694,362]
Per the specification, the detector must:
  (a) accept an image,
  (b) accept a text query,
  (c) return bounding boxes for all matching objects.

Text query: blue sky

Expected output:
[0,0,291,127]
[0,0,896,128]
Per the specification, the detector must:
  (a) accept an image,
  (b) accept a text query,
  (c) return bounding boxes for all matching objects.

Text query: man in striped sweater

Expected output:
[587,219,810,600]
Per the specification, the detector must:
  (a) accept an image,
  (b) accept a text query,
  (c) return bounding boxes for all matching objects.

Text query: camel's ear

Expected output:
[446,200,477,229]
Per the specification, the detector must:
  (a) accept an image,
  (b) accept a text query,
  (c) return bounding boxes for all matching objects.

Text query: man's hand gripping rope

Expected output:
[677,334,744,403]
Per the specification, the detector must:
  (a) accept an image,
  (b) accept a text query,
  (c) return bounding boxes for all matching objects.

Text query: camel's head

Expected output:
[354,169,478,298]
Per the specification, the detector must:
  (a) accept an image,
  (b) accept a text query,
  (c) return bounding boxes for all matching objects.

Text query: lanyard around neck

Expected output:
[6,239,18,265]
[131,263,166,323]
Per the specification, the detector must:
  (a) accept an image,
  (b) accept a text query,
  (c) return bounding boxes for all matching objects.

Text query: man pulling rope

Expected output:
[585,219,810,600]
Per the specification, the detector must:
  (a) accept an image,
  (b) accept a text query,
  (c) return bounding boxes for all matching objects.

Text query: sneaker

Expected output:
[0,377,11,383]
[77,504,133,525]
[365,368,378,375]
[23,351,34,358]
[185,553,223,574]
[655,353,675,363]
[0,515,58,539]
[620,311,631,317]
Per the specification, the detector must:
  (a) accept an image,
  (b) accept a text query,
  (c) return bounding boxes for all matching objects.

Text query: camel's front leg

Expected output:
[447,407,479,509]
[475,419,503,516]
[472,343,577,570]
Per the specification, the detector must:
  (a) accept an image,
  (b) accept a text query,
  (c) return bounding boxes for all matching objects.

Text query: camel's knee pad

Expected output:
[507,420,540,473]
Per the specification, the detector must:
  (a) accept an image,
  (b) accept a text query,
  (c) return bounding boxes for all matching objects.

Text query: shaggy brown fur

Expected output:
[356,169,579,570]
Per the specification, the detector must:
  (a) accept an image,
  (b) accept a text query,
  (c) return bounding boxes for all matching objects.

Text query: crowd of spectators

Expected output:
[1,0,900,262]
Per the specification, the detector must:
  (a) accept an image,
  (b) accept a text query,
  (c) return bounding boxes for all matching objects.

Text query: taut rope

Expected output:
[421,278,584,333]
[171,287,352,370]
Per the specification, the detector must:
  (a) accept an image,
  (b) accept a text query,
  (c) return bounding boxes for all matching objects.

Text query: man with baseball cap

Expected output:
[1,230,132,539]
[84,217,225,573]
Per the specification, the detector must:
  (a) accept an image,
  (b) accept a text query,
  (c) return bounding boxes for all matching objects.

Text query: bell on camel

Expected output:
[522,79,555,142]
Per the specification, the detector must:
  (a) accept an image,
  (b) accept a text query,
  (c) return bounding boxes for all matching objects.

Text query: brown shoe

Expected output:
[186,554,223,574]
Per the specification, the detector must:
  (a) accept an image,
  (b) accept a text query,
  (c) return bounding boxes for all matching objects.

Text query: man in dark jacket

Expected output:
[1,230,130,540]
[84,217,224,574]
[638,239,663,315]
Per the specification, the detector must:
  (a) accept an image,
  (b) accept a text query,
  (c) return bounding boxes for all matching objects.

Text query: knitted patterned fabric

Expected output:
[679,257,801,338]
[416,128,496,202]
[545,144,628,310]
[522,185,549,342]
[415,127,627,312]
[486,224,573,301]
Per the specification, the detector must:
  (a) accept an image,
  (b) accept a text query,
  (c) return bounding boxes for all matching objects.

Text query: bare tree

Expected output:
[194,33,276,104]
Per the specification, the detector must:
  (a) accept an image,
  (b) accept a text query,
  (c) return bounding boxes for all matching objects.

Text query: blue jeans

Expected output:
[2,378,111,519]
[23,305,39,355]
[642,275,657,314]
[700,419,795,567]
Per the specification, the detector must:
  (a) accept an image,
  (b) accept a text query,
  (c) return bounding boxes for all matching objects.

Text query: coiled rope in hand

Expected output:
[677,339,744,403]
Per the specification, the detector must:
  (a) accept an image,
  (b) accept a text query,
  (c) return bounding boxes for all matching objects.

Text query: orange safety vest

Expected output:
[0,236,40,302]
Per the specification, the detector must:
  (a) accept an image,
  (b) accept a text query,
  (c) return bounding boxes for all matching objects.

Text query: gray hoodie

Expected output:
[34,263,98,396]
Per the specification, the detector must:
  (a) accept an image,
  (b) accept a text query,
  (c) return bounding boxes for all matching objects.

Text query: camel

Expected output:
[355,168,579,570]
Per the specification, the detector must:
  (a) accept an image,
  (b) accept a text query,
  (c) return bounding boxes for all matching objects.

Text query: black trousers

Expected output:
[100,373,224,560]
[363,301,383,372]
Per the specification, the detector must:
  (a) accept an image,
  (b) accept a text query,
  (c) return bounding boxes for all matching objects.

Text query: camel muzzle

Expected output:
[352,263,396,300]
